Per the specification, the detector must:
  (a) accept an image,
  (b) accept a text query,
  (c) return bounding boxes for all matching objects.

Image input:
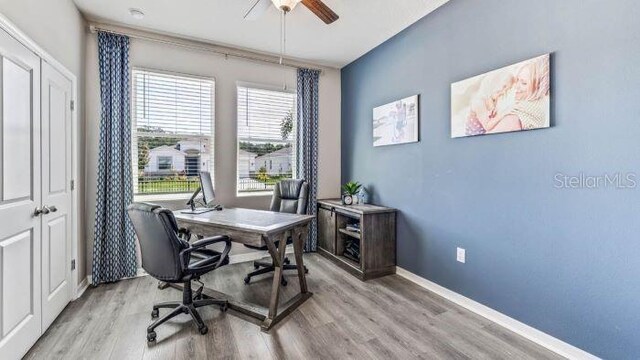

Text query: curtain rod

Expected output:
[89,24,325,74]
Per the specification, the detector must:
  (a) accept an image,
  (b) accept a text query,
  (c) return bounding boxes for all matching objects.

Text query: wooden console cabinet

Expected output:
[317,199,397,281]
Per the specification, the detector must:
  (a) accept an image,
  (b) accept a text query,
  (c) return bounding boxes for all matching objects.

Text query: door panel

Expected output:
[46,216,67,295]
[0,28,41,360]
[41,60,73,330]
[47,84,67,194]
[1,231,34,336]
[2,57,32,201]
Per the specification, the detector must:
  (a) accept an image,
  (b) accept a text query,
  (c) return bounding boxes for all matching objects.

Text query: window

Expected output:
[157,156,173,171]
[133,69,214,197]
[237,84,296,194]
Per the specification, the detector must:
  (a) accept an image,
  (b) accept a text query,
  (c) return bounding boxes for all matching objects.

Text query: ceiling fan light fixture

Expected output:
[271,0,302,12]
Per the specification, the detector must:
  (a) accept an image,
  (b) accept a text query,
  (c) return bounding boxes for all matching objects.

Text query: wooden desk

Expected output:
[171,208,315,331]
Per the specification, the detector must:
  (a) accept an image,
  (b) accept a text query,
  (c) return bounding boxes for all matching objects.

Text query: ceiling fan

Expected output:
[244,0,339,24]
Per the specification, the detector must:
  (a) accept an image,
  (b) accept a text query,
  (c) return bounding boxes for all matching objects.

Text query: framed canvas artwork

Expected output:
[373,95,419,147]
[451,54,550,138]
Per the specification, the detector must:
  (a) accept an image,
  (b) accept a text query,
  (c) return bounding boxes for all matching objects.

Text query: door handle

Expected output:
[43,205,57,213]
[34,206,50,216]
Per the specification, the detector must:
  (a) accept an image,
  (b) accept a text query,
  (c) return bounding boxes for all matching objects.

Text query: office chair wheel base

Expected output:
[151,309,159,318]
[244,276,251,284]
[220,303,228,312]
[147,331,157,342]
[199,325,208,335]
[253,263,260,270]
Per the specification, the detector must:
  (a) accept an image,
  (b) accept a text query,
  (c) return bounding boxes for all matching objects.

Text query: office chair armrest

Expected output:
[180,235,232,271]
[190,235,230,249]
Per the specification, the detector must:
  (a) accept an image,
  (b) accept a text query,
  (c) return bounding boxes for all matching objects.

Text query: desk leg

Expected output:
[293,225,309,294]
[263,233,287,330]
[160,223,313,332]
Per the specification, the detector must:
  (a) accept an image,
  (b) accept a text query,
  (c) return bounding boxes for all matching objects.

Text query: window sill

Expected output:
[236,191,273,198]
[134,193,192,202]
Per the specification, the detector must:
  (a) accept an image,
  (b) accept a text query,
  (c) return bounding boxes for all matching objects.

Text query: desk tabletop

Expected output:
[174,207,315,236]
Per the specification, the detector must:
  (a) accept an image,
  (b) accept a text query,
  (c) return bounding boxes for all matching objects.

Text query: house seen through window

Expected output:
[237,85,296,194]
[157,156,173,171]
[133,69,214,196]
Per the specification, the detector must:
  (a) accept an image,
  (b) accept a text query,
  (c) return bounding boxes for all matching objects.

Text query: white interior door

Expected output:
[0,29,42,359]
[40,61,73,330]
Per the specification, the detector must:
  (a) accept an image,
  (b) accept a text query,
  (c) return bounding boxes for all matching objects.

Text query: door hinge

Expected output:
[71,259,76,271]
[70,100,75,111]
[70,180,75,190]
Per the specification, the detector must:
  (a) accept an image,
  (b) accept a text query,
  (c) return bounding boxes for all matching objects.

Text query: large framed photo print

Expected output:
[373,95,419,147]
[451,54,550,138]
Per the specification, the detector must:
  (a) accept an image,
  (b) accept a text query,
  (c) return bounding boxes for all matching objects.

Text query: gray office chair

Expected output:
[243,179,309,286]
[127,203,231,342]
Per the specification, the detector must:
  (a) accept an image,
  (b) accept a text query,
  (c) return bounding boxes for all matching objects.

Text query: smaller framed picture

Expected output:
[373,95,419,147]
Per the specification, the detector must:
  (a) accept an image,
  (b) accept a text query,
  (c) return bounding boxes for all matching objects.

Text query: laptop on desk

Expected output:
[181,171,223,214]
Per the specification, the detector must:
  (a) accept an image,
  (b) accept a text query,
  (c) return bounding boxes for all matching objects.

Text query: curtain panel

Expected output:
[296,68,321,252]
[91,32,137,285]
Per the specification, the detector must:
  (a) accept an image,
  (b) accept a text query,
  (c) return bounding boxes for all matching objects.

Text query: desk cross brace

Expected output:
[160,224,312,331]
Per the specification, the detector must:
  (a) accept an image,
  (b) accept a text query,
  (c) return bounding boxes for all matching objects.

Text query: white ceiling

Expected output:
[73,0,449,68]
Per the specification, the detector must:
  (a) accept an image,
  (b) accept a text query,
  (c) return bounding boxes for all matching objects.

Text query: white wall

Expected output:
[0,0,87,284]
[85,35,341,275]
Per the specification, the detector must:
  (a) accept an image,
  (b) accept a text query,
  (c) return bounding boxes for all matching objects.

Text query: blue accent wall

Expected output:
[340,1,640,358]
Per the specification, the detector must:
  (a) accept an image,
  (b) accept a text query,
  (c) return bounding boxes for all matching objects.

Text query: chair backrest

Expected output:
[126,203,189,281]
[269,179,308,215]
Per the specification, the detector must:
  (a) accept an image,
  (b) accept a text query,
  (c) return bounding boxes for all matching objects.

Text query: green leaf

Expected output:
[341,181,362,195]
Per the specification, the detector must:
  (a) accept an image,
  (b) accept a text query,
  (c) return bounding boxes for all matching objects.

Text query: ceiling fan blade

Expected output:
[301,0,339,24]
[244,0,272,20]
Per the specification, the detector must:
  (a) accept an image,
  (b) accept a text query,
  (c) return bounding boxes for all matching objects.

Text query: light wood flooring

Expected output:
[25,254,564,359]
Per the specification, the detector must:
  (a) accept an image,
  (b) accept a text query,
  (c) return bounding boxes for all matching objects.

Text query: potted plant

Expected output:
[341,181,362,205]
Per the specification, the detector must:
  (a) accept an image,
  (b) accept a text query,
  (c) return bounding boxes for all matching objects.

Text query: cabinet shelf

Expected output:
[339,228,361,239]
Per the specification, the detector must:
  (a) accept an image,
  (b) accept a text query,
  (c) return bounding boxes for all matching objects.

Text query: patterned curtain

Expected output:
[296,68,320,252]
[91,32,137,285]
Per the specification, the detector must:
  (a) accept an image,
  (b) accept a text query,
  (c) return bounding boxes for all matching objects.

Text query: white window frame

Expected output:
[132,68,216,202]
[236,81,297,197]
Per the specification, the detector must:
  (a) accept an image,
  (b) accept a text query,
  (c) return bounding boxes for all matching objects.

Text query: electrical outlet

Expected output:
[456,247,466,263]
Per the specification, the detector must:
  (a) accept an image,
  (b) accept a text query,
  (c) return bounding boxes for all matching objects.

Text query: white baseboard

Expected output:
[395,267,599,360]
[74,277,90,300]
[76,249,294,300]
[85,267,149,289]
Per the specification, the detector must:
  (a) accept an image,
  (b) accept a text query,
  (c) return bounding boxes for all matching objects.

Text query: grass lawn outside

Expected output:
[138,174,293,195]
[138,179,200,194]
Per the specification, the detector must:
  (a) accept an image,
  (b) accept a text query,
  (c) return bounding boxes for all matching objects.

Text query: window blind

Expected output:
[134,70,214,136]
[132,70,215,196]
[237,85,297,194]
[237,86,296,143]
